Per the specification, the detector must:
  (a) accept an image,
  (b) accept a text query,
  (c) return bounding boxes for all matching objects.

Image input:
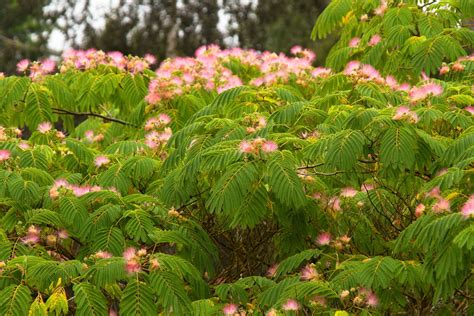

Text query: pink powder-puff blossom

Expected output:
[366,292,379,307]
[282,299,300,311]
[460,195,474,218]
[423,83,443,96]
[290,45,303,55]
[266,264,279,278]
[415,203,425,217]
[317,232,331,246]
[95,155,110,167]
[344,60,361,75]
[144,54,157,65]
[17,59,30,72]
[300,264,319,281]
[464,106,474,115]
[368,34,382,46]
[349,37,361,48]
[239,140,254,153]
[123,247,137,261]
[0,150,11,162]
[158,113,172,125]
[432,197,450,213]
[374,0,388,16]
[266,309,277,316]
[427,186,441,198]
[95,251,112,259]
[311,67,332,78]
[341,187,358,198]
[452,62,465,72]
[125,259,141,274]
[222,304,238,315]
[329,196,341,211]
[392,106,410,120]
[37,122,52,134]
[439,66,450,75]
[40,59,56,73]
[261,140,278,153]
[57,229,69,239]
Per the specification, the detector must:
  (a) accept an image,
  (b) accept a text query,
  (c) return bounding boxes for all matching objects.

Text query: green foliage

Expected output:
[313,0,474,77]
[0,10,472,314]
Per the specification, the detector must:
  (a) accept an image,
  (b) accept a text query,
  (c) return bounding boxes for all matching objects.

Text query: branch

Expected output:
[0,33,61,56]
[52,108,136,127]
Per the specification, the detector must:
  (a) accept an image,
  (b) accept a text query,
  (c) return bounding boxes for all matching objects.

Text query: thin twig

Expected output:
[52,107,136,127]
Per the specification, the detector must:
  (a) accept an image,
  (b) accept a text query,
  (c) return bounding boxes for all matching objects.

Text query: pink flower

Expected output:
[123,247,137,261]
[239,140,254,153]
[144,54,157,65]
[366,292,379,307]
[374,0,388,16]
[427,186,441,198]
[282,299,300,311]
[432,197,450,213]
[95,251,113,259]
[465,106,474,115]
[266,309,277,316]
[341,187,357,197]
[266,264,279,278]
[300,264,318,281]
[57,229,69,239]
[423,83,443,96]
[95,155,110,167]
[394,106,410,118]
[393,106,416,121]
[452,62,465,72]
[290,46,303,55]
[40,59,56,73]
[311,67,332,78]
[222,304,238,315]
[261,140,278,153]
[125,259,141,274]
[439,66,450,75]
[0,149,11,161]
[415,203,425,217]
[317,232,331,245]
[37,122,53,134]
[344,61,361,75]
[368,34,382,46]
[22,225,41,245]
[349,37,361,48]
[329,196,341,211]
[18,142,30,150]
[17,59,29,72]
[158,113,171,125]
[361,183,375,192]
[460,195,474,218]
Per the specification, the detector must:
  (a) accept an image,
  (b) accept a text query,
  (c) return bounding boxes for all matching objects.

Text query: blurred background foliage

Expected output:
[0,0,336,74]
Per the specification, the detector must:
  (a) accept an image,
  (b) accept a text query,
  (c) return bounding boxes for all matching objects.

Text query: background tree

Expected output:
[84,0,222,60]
[0,0,61,74]
[224,0,335,64]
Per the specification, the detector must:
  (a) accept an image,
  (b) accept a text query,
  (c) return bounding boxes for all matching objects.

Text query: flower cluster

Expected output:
[16,59,56,79]
[20,225,68,246]
[144,114,173,150]
[339,287,379,308]
[145,44,317,104]
[239,138,278,154]
[49,178,117,199]
[392,106,419,123]
[123,247,146,274]
[60,49,155,73]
